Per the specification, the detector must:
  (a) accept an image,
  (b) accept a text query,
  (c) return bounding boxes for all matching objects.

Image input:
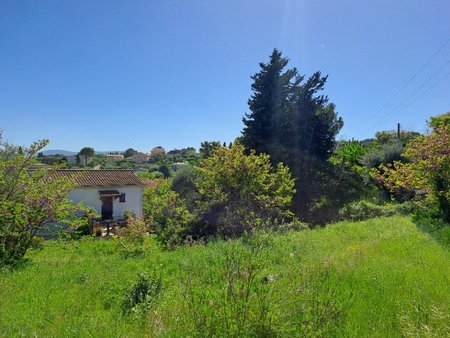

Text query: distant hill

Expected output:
[42,150,77,156]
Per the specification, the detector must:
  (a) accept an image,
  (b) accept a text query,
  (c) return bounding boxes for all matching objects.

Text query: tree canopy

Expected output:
[78,147,95,166]
[241,49,345,223]
[0,135,95,265]
[123,148,138,158]
[372,120,450,222]
[199,141,221,158]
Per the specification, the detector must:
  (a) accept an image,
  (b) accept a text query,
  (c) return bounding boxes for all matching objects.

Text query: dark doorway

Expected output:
[101,197,113,220]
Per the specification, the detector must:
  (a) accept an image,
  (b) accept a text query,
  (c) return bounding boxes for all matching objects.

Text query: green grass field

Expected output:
[1,216,450,337]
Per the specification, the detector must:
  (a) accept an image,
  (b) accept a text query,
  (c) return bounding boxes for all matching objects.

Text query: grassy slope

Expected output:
[1,216,450,337]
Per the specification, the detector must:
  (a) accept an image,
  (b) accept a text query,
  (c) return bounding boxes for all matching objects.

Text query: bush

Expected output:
[339,200,398,221]
[196,143,295,237]
[143,179,193,249]
[115,216,148,258]
[92,224,103,237]
[122,272,163,315]
[170,165,201,210]
[372,122,449,223]
[0,134,95,265]
[361,141,406,169]
[146,144,297,248]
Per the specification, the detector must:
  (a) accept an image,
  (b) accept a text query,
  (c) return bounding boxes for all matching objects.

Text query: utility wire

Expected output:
[355,37,450,137]
[390,72,450,115]
[376,58,450,123]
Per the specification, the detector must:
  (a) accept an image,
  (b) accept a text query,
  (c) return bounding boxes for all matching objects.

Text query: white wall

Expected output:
[67,185,143,219]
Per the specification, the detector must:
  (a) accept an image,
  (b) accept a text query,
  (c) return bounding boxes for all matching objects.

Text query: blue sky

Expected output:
[1,0,449,152]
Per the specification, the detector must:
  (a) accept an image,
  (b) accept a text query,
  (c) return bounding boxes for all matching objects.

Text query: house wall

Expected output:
[131,154,149,163]
[67,185,143,219]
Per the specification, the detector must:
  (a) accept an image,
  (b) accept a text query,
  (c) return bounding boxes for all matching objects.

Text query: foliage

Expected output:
[2,217,450,337]
[135,171,157,181]
[149,146,166,162]
[37,155,68,166]
[241,49,344,223]
[123,148,137,158]
[144,144,296,246]
[170,164,201,210]
[338,200,409,221]
[199,141,222,158]
[143,179,193,248]
[122,272,163,315]
[361,141,406,169]
[78,147,94,165]
[0,135,94,265]
[197,143,296,237]
[330,139,370,175]
[374,130,421,145]
[79,147,95,156]
[242,49,297,155]
[372,124,450,223]
[166,147,199,164]
[428,112,450,129]
[115,216,148,258]
[306,162,370,224]
[158,164,171,178]
[178,233,349,337]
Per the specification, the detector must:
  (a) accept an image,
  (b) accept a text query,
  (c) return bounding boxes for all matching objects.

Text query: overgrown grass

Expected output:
[1,216,450,337]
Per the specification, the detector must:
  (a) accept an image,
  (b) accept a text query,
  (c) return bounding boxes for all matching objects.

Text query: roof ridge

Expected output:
[51,169,143,187]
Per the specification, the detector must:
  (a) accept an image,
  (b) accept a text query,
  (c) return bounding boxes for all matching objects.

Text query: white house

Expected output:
[131,152,149,163]
[53,169,144,220]
[106,154,124,161]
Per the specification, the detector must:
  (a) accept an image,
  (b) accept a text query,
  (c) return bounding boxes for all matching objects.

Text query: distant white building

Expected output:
[53,169,143,220]
[106,154,124,161]
[172,162,188,171]
[131,152,149,163]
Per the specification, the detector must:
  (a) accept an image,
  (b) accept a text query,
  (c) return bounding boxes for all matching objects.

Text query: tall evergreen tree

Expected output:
[241,49,346,223]
[242,49,298,155]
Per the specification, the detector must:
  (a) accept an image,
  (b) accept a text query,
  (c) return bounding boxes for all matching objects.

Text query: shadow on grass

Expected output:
[0,257,33,273]
[413,215,450,249]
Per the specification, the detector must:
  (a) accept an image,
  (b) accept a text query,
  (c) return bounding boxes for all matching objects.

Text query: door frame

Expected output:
[101,196,113,220]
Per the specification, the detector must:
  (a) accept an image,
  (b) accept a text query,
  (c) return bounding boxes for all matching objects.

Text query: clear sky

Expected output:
[1,0,449,152]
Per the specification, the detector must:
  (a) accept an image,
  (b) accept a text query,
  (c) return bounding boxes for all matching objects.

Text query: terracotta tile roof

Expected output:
[98,190,122,197]
[52,169,143,187]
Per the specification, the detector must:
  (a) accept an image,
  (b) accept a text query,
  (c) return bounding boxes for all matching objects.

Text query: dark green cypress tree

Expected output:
[242,49,297,155]
[241,50,347,224]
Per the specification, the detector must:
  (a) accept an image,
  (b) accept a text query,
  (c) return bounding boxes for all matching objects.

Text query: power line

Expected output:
[391,72,450,114]
[355,37,450,137]
[376,58,450,122]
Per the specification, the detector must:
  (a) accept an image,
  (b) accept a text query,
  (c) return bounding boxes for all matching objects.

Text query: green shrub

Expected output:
[361,141,406,169]
[170,165,200,210]
[146,144,297,248]
[275,217,309,232]
[371,120,449,223]
[0,134,95,265]
[196,143,295,237]
[143,179,193,249]
[339,200,398,221]
[122,272,163,315]
[115,217,148,258]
